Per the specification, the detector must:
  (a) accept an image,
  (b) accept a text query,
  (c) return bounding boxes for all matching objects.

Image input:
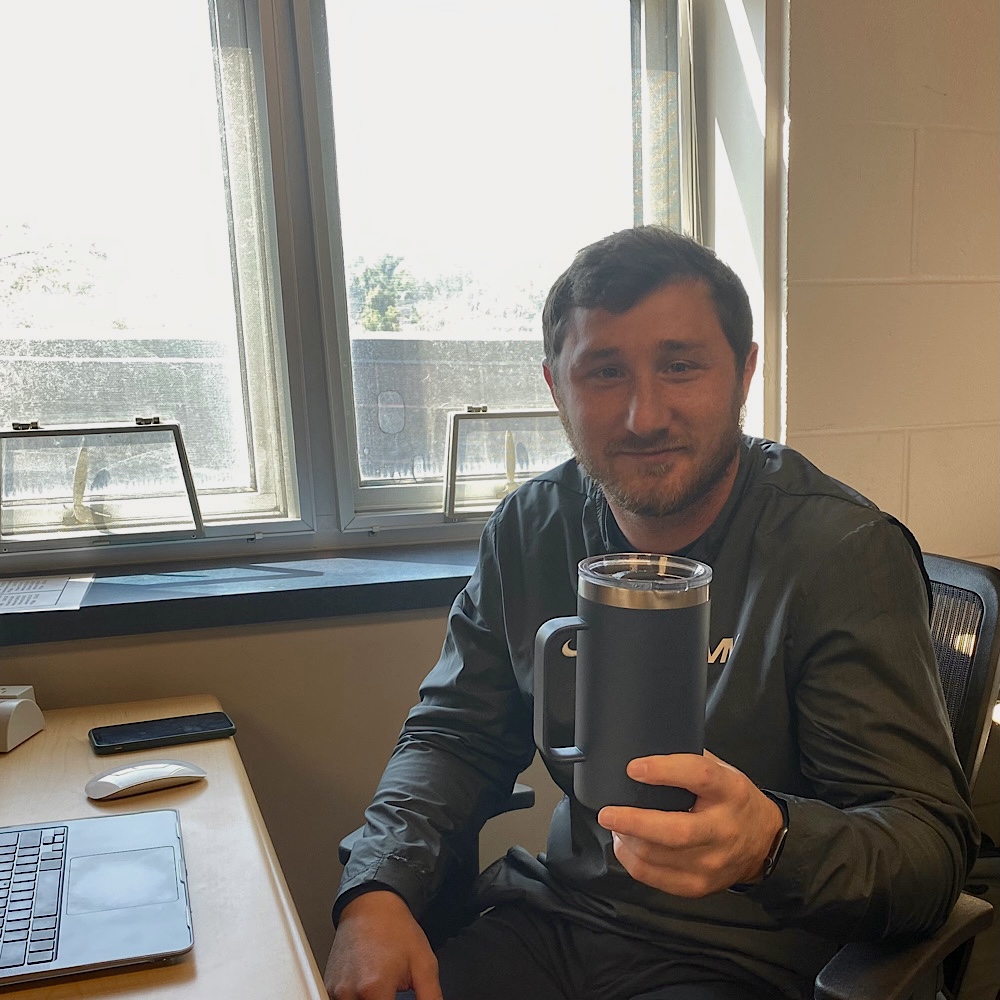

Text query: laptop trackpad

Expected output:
[67,847,179,913]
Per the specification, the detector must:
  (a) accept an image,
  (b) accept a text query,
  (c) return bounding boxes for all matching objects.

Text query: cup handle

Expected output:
[533,616,587,765]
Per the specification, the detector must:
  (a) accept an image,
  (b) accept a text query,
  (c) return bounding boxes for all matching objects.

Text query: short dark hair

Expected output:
[541,226,753,372]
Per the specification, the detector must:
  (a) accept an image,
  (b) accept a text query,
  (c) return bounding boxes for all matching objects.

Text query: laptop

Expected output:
[0,809,193,987]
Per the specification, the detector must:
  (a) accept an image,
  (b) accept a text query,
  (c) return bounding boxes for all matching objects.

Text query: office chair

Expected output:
[339,552,1000,999]
[816,553,1000,1000]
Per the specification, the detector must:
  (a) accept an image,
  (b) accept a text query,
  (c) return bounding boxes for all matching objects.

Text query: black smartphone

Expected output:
[88,711,237,755]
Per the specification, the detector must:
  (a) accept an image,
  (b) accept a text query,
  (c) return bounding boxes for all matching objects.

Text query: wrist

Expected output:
[728,790,789,893]
[758,791,789,878]
[335,884,408,925]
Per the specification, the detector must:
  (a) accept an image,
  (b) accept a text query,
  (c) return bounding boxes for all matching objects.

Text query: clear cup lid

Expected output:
[578,553,711,608]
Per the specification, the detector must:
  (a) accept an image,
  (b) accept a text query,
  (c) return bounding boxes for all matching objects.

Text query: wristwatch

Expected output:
[728,790,789,893]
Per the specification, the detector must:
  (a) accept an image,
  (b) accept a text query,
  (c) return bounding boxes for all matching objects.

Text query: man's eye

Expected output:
[666,361,695,374]
[593,366,623,379]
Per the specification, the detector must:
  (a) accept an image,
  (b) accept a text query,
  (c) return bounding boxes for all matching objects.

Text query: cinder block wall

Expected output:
[784,1,1000,567]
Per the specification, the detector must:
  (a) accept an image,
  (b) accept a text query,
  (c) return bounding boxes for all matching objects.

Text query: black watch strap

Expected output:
[759,790,789,879]
[728,790,789,893]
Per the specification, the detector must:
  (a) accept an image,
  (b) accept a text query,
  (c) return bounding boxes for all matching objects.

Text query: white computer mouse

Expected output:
[85,759,207,801]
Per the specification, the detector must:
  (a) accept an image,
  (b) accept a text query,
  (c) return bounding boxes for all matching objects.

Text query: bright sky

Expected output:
[0,1,634,332]
[0,2,236,333]
[326,0,634,284]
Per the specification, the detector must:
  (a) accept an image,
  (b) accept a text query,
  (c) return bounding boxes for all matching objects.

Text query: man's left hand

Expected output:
[596,751,784,896]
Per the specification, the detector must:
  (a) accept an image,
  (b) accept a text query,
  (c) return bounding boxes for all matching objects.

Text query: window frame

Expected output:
[1,0,765,578]
[0,0,328,575]
[296,0,698,535]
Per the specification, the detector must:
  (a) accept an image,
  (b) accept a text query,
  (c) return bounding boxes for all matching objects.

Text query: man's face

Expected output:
[544,280,757,519]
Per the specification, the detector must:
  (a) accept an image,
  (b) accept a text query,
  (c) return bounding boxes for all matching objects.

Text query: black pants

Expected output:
[422,902,784,1000]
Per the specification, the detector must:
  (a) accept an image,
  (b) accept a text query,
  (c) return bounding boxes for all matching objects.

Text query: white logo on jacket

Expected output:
[560,637,737,663]
[708,637,735,664]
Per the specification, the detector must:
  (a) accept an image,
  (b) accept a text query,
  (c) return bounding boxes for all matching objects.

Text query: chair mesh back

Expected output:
[929,580,985,733]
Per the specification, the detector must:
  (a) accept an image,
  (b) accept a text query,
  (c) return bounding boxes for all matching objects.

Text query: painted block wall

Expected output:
[784,0,1000,567]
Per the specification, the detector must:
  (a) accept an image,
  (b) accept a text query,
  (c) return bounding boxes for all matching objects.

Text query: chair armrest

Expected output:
[814,892,994,1000]
[502,782,535,814]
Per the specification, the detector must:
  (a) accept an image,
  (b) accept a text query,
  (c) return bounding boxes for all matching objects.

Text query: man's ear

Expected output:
[741,343,758,404]
[543,362,559,405]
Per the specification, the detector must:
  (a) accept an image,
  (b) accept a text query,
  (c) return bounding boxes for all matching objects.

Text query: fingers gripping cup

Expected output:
[534,553,711,812]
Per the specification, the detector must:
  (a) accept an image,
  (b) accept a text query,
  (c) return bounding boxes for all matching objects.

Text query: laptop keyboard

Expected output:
[0,827,66,969]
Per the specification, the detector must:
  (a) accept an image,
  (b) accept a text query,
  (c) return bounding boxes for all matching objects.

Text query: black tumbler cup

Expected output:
[534,553,711,812]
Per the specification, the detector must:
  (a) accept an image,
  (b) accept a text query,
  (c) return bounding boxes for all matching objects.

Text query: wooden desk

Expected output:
[0,694,327,998]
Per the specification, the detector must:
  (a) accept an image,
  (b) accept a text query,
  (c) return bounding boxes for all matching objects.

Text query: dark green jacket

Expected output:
[337,437,978,999]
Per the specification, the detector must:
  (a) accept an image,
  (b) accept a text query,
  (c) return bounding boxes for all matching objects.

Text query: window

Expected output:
[313,0,697,526]
[0,0,698,570]
[0,0,302,564]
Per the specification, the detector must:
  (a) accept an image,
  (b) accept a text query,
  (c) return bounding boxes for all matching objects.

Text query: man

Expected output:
[326,227,978,1000]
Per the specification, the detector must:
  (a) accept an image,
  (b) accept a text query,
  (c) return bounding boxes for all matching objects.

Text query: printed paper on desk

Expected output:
[0,575,93,612]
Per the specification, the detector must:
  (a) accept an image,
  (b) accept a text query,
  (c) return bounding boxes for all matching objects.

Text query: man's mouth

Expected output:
[609,444,687,458]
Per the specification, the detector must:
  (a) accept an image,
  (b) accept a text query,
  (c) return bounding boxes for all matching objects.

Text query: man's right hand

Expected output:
[324,890,443,1000]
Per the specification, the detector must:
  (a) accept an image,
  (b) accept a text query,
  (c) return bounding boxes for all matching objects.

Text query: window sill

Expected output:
[0,542,478,648]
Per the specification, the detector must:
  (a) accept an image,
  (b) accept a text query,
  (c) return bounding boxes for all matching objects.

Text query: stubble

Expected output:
[559,389,745,519]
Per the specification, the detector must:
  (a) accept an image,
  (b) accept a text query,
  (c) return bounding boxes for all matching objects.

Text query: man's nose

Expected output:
[625,376,670,438]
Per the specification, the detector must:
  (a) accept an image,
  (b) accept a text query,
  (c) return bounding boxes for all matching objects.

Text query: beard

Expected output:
[559,392,745,519]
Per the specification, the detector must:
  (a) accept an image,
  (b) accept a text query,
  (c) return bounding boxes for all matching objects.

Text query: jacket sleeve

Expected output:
[334,516,536,922]
[749,516,980,941]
